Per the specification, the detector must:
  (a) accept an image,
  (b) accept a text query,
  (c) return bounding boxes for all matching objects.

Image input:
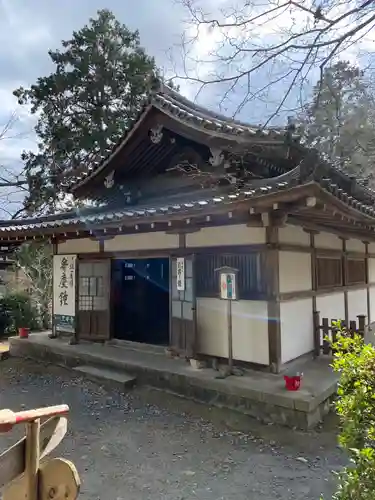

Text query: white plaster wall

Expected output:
[313,277,367,327]
[369,258,375,283]
[186,225,265,247]
[196,297,269,365]
[276,233,368,365]
[369,286,375,324]
[104,232,179,252]
[369,243,375,253]
[348,289,367,321]
[315,232,342,249]
[279,251,312,293]
[278,225,310,246]
[280,298,314,363]
[346,239,365,252]
[316,292,345,322]
[57,238,99,254]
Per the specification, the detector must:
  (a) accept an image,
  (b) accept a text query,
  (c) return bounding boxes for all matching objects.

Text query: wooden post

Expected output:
[310,232,318,357]
[71,255,80,345]
[215,266,238,374]
[357,314,366,337]
[349,320,357,338]
[365,242,371,324]
[313,310,321,357]
[331,319,338,345]
[322,317,330,354]
[266,225,281,373]
[227,299,233,373]
[342,238,349,325]
[25,419,40,500]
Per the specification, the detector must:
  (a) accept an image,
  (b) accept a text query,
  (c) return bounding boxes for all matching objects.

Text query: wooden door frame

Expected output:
[76,256,112,342]
[169,253,198,358]
[110,253,172,344]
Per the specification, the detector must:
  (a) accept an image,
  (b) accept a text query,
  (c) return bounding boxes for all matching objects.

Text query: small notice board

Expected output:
[220,272,237,300]
[176,257,185,291]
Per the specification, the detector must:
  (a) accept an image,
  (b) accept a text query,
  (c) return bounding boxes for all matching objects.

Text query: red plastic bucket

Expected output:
[284,375,301,391]
[18,327,30,339]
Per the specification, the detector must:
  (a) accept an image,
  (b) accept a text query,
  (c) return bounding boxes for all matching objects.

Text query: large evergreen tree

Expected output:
[15,9,158,214]
[299,61,375,183]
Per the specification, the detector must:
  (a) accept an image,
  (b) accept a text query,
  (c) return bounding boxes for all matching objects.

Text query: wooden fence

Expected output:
[313,311,366,356]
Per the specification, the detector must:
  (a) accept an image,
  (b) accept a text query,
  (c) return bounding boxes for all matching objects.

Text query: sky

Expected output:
[0,0,374,217]
[0,0,201,216]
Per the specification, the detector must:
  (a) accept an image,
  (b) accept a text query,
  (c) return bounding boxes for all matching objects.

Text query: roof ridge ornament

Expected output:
[150,124,163,144]
[209,148,224,167]
[299,150,325,182]
[104,170,114,189]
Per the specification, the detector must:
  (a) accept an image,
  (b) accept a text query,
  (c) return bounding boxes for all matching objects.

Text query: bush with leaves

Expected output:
[13,242,52,329]
[329,321,375,499]
[0,292,39,338]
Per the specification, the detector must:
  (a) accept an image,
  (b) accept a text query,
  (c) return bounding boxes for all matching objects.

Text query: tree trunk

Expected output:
[40,299,51,330]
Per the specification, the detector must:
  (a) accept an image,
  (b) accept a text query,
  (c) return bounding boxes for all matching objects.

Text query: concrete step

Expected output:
[73,365,136,391]
[106,339,166,356]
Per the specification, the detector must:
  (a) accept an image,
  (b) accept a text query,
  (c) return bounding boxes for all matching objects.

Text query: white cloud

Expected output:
[0,83,37,163]
[0,0,51,56]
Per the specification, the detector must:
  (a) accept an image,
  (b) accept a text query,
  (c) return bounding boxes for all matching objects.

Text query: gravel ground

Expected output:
[0,358,345,500]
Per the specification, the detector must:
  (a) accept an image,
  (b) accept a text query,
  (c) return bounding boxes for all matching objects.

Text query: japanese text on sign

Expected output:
[176,258,185,291]
[53,255,76,333]
[220,273,237,300]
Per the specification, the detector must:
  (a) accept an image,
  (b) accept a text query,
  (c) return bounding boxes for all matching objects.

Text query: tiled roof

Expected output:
[67,84,300,191]
[2,155,375,237]
[152,85,298,139]
[0,181,293,234]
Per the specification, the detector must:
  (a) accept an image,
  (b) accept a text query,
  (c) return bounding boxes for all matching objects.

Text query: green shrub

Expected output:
[329,321,375,499]
[0,292,39,337]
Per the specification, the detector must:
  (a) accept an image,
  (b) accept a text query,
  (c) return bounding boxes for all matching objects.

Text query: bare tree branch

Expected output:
[176,0,375,122]
[0,112,30,218]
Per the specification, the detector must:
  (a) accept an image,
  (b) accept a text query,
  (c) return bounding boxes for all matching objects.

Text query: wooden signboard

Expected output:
[53,255,77,334]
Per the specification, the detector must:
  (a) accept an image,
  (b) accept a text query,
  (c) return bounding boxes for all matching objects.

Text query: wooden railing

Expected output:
[313,311,366,356]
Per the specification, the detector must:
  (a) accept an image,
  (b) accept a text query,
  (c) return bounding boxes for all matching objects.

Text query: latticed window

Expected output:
[316,257,343,289]
[195,252,266,299]
[78,262,107,311]
[346,258,366,285]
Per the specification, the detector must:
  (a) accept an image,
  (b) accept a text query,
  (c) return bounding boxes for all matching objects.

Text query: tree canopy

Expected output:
[14,9,158,214]
[299,60,375,183]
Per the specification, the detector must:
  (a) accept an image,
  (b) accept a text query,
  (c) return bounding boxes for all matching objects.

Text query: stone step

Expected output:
[106,339,166,356]
[73,365,136,391]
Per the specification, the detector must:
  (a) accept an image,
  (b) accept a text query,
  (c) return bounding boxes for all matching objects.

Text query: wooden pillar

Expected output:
[365,242,370,324]
[342,238,349,325]
[310,231,320,357]
[266,224,281,373]
[179,232,186,249]
[71,255,80,345]
[358,314,366,336]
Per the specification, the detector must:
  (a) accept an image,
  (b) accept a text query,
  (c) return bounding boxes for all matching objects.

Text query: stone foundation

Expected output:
[9,335,337,430]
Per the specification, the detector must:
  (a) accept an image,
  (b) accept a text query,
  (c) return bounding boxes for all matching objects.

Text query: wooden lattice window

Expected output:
[346,258,366,285]
[316,257,343,289]
[78,262,107,311]
[195,252,266,299]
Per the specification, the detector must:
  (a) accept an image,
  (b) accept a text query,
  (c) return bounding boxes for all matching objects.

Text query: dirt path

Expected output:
[0,358,344,500]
